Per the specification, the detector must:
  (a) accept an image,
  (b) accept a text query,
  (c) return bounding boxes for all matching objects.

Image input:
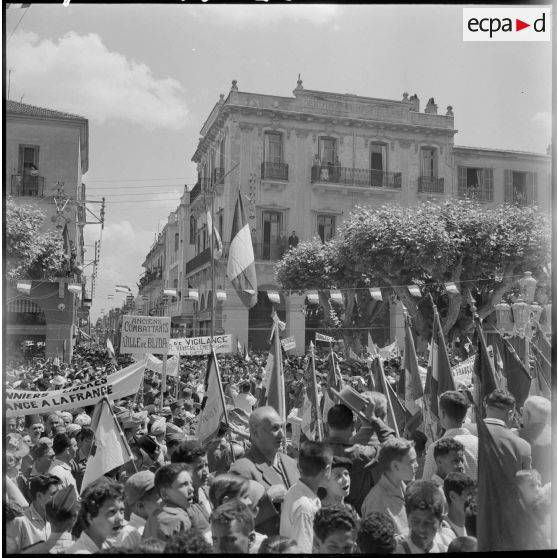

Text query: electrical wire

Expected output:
[85,176,197,183]
[7,4,30,41]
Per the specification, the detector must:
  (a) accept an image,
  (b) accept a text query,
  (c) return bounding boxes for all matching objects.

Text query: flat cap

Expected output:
[46,484,79,517]
[124,470,156,507]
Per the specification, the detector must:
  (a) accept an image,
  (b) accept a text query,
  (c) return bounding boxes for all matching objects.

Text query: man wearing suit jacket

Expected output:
[229,406,300,536]
[484,389,532,476]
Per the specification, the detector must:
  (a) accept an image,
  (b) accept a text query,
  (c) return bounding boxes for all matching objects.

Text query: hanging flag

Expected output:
[370,355,403,436]
[424,305,455,425]
[369,287,383,301]
[322,348,344,423]
[444,282,460,294]
[472,315,498,412]
[187,289,199,301]
[378,340,400,360]
[267,291,280,305]
[226,190,257,308]
[330,290,344,305]
[237,339,243,356]
[306,291,319,305]
[265,318,286,424]
[301,343,323,441]
[81,398,133,493]
[197,348,228,444]
[16,281,32,295]
[366,332,379,356]
[207,209,223,260]
[243,344,250,363]
[106,338,117,366]
[477,405,546,551]
[115,285,131,294]
[398,317,424,433]
[407,285,422,297]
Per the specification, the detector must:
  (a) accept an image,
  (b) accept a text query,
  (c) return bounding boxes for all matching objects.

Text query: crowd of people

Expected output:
[4,341,553,553]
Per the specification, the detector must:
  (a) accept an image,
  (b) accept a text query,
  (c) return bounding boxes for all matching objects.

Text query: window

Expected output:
[218,212,224,240]
[420,147,436,178]
[370,143,388,187]
[317,214,336,242]
[262,211,284,260]
[458,167,493,201]
[174,233,179,252]
[19,145,39,175]
[505,170,537,205]
[189,216,196,245]
[264,132,283,164]
[318,137,337,165]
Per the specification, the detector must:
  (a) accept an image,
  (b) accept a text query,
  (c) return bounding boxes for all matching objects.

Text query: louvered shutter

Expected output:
[504,169,513,203]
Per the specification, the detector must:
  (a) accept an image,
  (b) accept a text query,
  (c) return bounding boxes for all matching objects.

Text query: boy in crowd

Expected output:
[443,472,476,538]
[313,505,359,554]
[357,511,397,554]
[210,499,256,553]
[48,433,78,494]
[361,438,418,535]
[432,439,465,485]
[395,480,449,553]
[279,441,333,553]
[143,463,210,542]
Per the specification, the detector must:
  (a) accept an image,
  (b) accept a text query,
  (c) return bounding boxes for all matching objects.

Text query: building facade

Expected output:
[140,81,551,353]
[5,101,89,362]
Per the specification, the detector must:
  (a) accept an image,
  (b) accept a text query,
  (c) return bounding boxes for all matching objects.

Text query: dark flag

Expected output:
[322,348,344,422]
[301,343,323,441]
[472,315,498,414]
[226,190,257,308]
[477,409,546,551]
[371,355,404,436]
[265,311,286,423]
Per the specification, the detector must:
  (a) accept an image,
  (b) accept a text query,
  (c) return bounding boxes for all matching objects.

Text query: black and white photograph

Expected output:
[4,2,554,554]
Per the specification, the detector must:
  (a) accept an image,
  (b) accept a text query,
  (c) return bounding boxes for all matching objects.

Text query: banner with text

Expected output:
[168,334,233,356]
[120,316,171,355]
[6,360,146,417]
[316,332,336,343]
[451,354,475,386]
[281,336,297,351]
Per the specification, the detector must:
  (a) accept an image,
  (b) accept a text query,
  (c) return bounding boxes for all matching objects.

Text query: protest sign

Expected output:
[316,332,336,343]
[168,334,233,356]
[6,360,146,417]
[281,336,297,351]
[451,355,475,386]
[120,316,171,355]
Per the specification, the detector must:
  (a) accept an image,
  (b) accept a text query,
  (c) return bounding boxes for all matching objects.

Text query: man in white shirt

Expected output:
[48,433,78,495]
[280,441,333,553]
[422,391,478,482]
[114,470,160,550]
[234,381,257,414]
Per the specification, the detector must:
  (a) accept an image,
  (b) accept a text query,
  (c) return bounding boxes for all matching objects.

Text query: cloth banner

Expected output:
[168,334,233,356]
[6,360,146,417]
[379,340,400,359]
[451,355,475,387]
[144,354,179,378]
[316,332,336,343]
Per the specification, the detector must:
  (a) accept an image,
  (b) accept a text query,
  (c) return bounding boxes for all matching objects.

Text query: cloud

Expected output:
[188,5,341,26]
[7,31,188,130]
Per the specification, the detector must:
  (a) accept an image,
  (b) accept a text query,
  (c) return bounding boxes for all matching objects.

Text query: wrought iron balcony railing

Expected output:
[185,247,212,274]
[261,162,289,181]
[418,176,444,193]
[11,175,45,197]
[311,165,401,189]
[458,184,493,202]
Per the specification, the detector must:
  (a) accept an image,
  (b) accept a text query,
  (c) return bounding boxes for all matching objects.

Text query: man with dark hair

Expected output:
[395,480,449,553]
[69,477,125,553]
[74,426,95,492]
[432,438,465,485]
[143,463,210,542]
[325,398,395,514]
[422,390,478,482]
[23,484,80,554]
[6,474,61,552]
[484,389,532,475]
[313,505,359,554]
[210,500,256,553]
[357,511,397,554]
[361,438,418,534]
[279,441,333,552]
[171,439,212,517]
[229,406,299,537]
[48,433,78,494]
[443,472,476,538]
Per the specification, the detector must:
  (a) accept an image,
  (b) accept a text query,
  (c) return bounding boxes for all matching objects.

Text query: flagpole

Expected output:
[103,396,138,473]
[161,354,167,412]
[310,343,324,441]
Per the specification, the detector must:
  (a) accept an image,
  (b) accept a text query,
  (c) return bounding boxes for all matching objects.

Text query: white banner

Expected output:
[6,360,146,417]
[316,332,336,343]
[281,336,297,351]
[120,315,171,355]
[145,354,179,377]
[168,334,233,356]
[451,355,475,385]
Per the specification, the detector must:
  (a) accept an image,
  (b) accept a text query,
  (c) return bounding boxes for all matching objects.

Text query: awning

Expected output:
[7,299,43,313]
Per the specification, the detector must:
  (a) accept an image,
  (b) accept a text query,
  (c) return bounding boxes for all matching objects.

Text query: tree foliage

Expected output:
[275,200,551,350]
[6,197,68,282]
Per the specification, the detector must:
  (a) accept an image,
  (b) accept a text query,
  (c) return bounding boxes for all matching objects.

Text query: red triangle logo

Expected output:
[516,19,530,31]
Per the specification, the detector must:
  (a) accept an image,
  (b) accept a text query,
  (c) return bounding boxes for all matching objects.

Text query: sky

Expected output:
[5,3,553,323]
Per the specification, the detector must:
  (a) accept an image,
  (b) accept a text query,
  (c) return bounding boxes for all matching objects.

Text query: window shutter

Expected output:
[484,168,493,200]
[527,172,537,204]
[504,169,513,203]
[458,167,466,190]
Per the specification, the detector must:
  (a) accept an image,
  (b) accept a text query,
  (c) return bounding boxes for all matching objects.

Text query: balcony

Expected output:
[220,241,287,262]
[214,167,225,185]
[190,181,201,203]
[185,247,211,274]
[261,162,289,181]
[311,165,401,189]
[418,176,444,193]
[11,175,45,197]
[458,184,493,202]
